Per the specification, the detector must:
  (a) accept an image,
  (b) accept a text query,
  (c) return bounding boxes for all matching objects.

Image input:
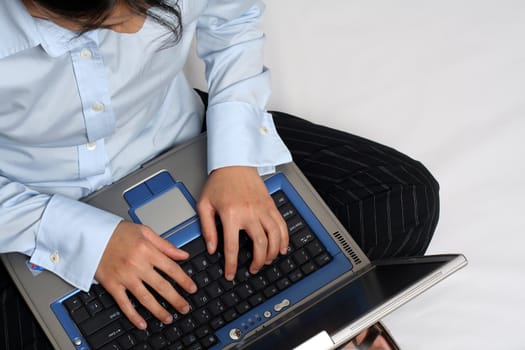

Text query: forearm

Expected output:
[0,175,122,291]
[197,1,292,174]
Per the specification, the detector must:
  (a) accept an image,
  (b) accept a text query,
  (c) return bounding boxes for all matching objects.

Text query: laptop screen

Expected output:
[237,255,460,349]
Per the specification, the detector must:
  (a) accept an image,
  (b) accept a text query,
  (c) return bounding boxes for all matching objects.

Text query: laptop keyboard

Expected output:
[62,190,332,350]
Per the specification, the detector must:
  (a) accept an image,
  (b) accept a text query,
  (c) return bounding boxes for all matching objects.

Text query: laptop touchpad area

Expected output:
[123,170,197,237]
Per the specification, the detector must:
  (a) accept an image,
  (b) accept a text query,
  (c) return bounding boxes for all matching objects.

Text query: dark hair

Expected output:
[33,0,182,41]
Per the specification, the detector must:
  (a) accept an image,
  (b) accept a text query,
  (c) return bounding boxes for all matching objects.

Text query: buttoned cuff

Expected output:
[30,194,123,291]
[206,101,292,175]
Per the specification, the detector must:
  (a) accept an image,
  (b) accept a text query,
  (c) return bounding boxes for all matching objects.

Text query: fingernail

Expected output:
[189,284,198,294]
[226,273,234,281]
[207,241,215,253]
[138,321,147,330]
[164,315,173,324]
[182,304,190,314]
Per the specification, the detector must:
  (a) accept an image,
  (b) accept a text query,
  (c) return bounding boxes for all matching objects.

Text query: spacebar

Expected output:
[87,321,125,349]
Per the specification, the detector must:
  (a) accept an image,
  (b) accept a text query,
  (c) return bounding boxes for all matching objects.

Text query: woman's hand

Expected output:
[197,166,289,280]
[95,221,197,330]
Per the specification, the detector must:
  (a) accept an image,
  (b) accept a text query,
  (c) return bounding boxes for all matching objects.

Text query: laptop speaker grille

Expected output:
[333,231,363,265]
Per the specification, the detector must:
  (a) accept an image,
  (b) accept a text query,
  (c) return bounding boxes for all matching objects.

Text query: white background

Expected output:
[186,1,525,348]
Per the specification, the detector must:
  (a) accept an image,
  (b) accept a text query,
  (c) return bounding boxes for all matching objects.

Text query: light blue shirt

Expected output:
[0,0,291,291]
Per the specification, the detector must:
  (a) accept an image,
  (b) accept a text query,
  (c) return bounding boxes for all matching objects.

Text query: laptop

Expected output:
[2,134,467,350]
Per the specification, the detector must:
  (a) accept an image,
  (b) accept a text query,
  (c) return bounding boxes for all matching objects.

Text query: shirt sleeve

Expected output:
[0,176,122,291]
[196,0,292,174]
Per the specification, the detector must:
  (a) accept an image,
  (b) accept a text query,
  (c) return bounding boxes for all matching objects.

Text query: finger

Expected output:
[109,285,148,330]
[273,209,290,255]
[197,201,219,254]
[221,221,240,280]
[246,223,268,274]
[142,266,193,318]
[127,278,178,325]
[154,254,197,295]
[142,226,190,261]
[260,215,282,264]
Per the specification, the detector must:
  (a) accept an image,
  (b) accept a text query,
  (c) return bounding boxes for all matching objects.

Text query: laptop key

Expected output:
[180,317,197,333]
[147,319,165,333]
[194,308,212,324]
[63,295,82,312]
[208,299,226,316]
[182,333,198,346]
[234,283,255,299]
[292,249,310,265]
[289,269,304,283]
[194,271,212,289]
[276,277,292,290]
[167,342,184,350]
[149,334,168,350]
[235,301,251,314]
[79,290,97,303]
[99,341,123,350]
[164,325,182,342]
[193,255,210,272]
[191,290,210,308]
[223,308,238,322]
[132,343,151,350]
[249,275,269,291]
[315,252,332,267]
[222,291,240,308]
[201,334,218,347]
[265,266,283,283]
[88,321,125,349]
[263,285,279,298]
[87,299,104,316]
[271,190,288,208]
[80,306,123,335]
[279,257,297,275]
[248,293,265,307]
[300,261,317,275]
[117,334,137,349]
[286,216,306,235]
[278,202,297,221]
[210,316,225,330]
[71,306,90,324]
[291,228,315,248]
[205,281,224,299]
[188,342,204,350]
[195,325,213,338]
[183,238,206,258]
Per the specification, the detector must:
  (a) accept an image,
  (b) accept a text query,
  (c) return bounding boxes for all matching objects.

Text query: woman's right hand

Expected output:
[94,221,197,330]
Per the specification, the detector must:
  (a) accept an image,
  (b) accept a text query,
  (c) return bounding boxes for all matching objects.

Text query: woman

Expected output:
[0,0,438,348]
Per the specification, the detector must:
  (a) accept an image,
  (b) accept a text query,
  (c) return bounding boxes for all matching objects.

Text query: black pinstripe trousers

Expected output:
[0,111,439,349]
[272,111,439,260]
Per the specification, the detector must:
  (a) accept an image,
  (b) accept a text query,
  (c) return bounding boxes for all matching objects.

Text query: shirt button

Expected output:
[80,48,92,59]
[92,102,105,112]
[50,252,60,264]
[87,142,97,151]
[259,126,269,135]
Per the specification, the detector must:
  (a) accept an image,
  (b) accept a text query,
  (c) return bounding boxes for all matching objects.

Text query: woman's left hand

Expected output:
[197,166,289,280]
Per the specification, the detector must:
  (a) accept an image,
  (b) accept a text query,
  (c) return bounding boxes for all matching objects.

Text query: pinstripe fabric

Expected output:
[0,263,53,350]
[272,111,439,260]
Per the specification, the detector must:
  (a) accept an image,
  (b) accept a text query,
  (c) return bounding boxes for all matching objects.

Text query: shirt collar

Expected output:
[0,0,99,59]
[0,0,40,59]
[33,18,100,57]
